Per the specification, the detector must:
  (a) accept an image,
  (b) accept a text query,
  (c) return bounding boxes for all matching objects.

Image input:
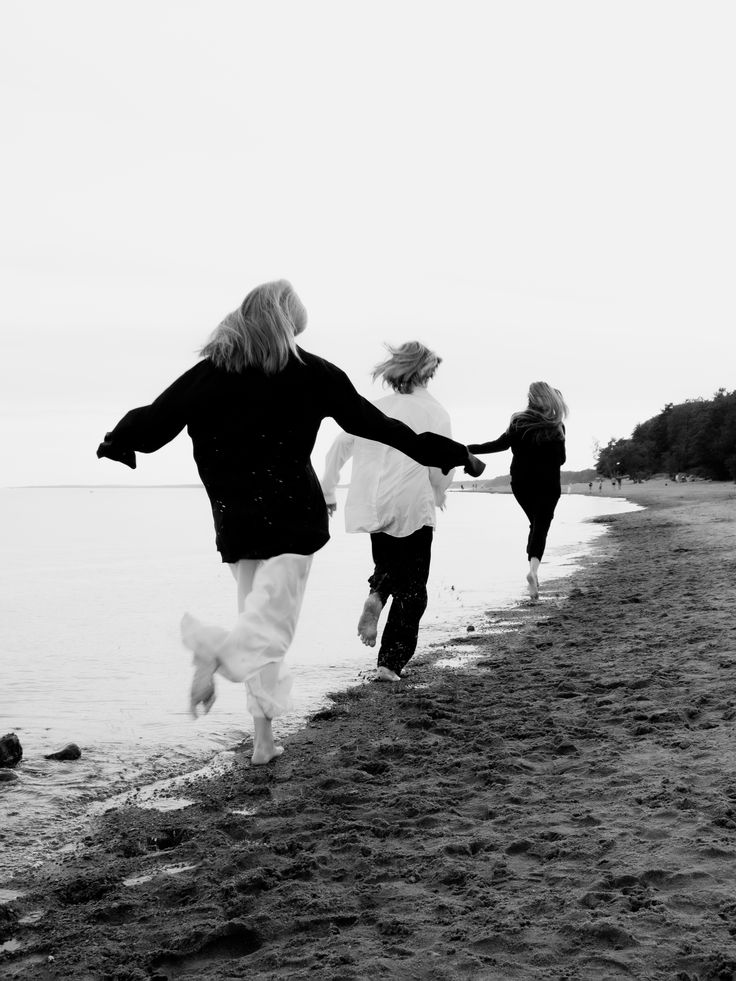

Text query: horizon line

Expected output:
[5,472,599,491]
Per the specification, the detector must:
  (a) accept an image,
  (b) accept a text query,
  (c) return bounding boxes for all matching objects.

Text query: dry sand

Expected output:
[2,479,736,981]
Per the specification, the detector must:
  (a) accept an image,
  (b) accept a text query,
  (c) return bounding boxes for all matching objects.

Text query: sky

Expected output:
[2,0,734,486]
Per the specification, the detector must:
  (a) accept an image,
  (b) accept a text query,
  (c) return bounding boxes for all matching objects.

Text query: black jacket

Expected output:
[469,422,566,486]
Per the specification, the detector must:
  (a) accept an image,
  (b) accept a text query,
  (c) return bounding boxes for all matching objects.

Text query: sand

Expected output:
[2,479,736,981]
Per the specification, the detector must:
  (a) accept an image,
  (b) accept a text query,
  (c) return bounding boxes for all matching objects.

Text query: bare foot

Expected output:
[357,593,383,647]
[251,716,283,765]
[375,666,401,683]
[526,571,539,601]
[181,613,227,717]
[251,745,284,766]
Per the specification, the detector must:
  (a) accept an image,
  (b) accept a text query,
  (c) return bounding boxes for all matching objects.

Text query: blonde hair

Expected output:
[511,381,568,440]
[372,341,442,394]
[200,279,306,374]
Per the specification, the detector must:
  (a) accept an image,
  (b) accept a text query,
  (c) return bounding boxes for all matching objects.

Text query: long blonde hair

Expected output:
[372,341,441,394]
[510,381,568,440]
[200,279,306,374]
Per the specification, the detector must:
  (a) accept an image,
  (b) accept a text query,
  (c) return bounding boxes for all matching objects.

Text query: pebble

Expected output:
[44,743,82,761]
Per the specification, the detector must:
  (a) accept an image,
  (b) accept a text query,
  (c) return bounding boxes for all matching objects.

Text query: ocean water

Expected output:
[0,486,639,879]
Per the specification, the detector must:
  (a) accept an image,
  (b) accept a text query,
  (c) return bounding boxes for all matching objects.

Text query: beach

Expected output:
[0,486,634,884]
[3,479,736,980]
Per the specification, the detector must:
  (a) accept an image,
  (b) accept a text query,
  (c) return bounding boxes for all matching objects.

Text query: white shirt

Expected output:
[320,387,454,537]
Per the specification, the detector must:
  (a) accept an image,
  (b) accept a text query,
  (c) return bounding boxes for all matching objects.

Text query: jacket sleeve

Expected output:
[320,432,356,505]
[96,362,208,469]
[324,364,470,475]
[427,409,454,508]
[467,430,512,455]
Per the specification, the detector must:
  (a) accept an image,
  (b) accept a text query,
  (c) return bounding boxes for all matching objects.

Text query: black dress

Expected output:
[98,348,470,562]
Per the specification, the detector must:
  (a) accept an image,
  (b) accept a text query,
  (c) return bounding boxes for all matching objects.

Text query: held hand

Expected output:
[463,451,486,477]
[326,502,337,517]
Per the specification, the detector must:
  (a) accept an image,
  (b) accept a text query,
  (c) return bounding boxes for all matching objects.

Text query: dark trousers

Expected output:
[368,526,433,676]
[511,481,561,561]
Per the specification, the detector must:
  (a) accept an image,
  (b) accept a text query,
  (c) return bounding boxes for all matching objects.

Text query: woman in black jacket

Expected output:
[97,280,484,764]
[469,382,567,602]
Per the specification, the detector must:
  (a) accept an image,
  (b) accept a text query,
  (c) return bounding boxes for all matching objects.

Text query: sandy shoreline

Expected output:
[3,479,736,980]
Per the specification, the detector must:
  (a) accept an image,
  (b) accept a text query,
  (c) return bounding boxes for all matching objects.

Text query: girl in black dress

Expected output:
[469,382,568,601]
[97,280,485,764]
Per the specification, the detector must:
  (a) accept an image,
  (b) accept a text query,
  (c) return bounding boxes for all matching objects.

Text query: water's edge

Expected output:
[2,497,639,885]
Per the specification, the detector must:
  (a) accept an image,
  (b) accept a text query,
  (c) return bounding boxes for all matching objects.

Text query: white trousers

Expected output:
[220,553,313,719]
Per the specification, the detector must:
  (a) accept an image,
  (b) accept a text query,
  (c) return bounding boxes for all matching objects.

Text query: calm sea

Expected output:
[0,486,638,880]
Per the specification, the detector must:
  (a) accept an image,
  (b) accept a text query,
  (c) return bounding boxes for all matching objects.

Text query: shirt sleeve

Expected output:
[320,431,356,504]
[96,362,210,468]
[323,363,470,475]
[467,430,513,455]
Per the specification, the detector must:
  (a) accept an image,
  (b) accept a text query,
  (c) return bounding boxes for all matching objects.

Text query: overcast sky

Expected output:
[2,0,734,486]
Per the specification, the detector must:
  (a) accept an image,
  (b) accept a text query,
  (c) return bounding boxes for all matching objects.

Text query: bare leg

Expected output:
[185,556,311,755]
[526,557,540,601]
[248,662,286,764]
[251,715,284,765]
[357,592,383,647]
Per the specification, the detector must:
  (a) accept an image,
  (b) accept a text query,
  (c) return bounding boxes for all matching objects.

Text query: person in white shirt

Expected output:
[321,342,454,682]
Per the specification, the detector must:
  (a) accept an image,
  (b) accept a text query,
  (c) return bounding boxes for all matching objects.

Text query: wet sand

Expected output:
[3,479,736,980]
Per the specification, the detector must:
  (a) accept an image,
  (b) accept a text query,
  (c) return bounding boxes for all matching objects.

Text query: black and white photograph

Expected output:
[1,1,735,978]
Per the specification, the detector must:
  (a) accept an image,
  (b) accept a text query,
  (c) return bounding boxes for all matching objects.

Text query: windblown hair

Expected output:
[371,341,442,394]
[200,279,306,374]
[510,381,568,441]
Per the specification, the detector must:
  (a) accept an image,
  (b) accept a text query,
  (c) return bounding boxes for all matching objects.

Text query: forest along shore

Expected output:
[2,480,736,981]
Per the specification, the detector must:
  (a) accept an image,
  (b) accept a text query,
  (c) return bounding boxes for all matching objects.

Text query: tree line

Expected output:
[596,389,736,482]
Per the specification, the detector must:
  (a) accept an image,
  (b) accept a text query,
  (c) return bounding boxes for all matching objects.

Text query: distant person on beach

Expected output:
[320,342,453,683]
[96,281,485,765]
[468,382,568,601]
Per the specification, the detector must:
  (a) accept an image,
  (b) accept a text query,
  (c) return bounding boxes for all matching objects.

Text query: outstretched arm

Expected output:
[467,431,512,455]
[325,366,484,476]
[427,412,455,508]
[96,362,208,469]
